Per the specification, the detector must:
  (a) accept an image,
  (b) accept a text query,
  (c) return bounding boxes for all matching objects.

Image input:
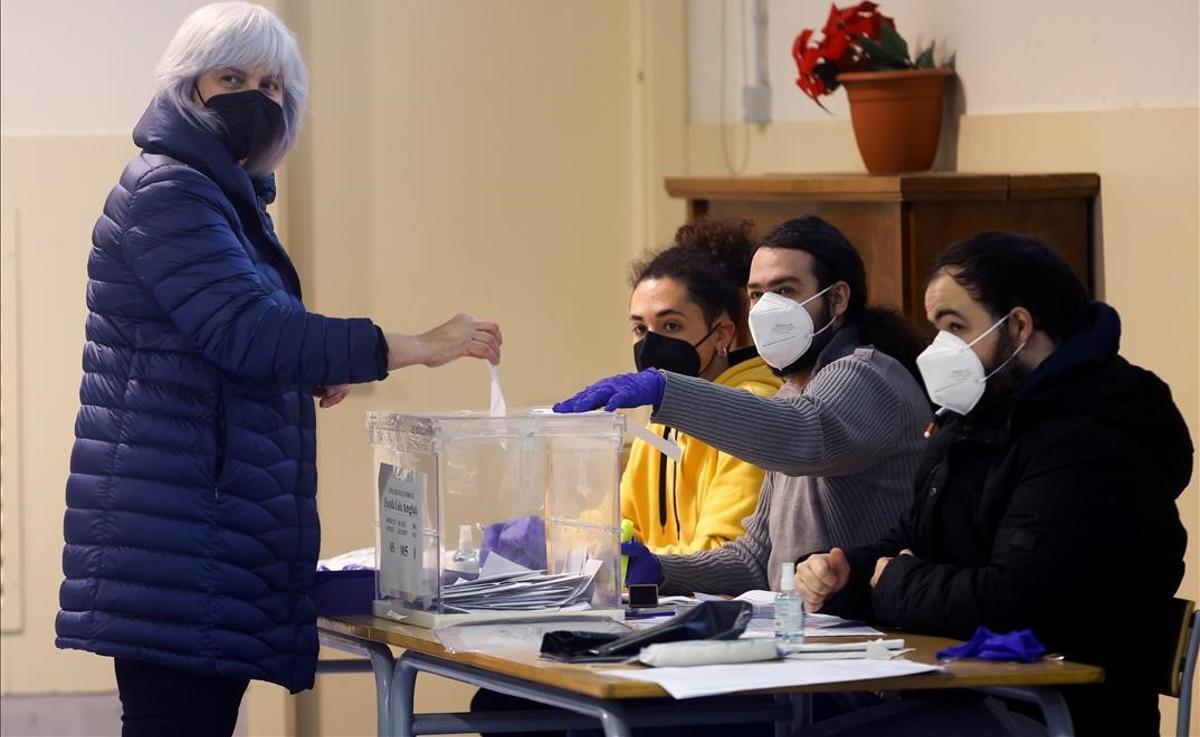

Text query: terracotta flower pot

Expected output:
[839,67,954,175]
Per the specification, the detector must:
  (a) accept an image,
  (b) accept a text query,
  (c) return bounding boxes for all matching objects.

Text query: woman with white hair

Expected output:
[54,3,499,734]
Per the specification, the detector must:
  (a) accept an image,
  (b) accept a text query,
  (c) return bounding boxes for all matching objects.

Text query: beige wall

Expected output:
[683,3,1199,733]
[2,1,1197,736]
[279,1,642,733]
[682,133,1200,735]
[0,135,139,692]
[1,0,213,695]
[688,0,1199,125]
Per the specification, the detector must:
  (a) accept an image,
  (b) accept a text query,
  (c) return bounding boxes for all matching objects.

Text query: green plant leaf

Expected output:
[879,22,911,65]
[946,51,957,70]
[858,36,911,70]
[914,42,935,69]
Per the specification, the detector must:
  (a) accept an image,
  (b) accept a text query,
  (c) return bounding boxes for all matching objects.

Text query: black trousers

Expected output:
[114,658,249,737]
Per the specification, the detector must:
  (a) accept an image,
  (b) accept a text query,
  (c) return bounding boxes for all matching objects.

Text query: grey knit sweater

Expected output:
[651,326,930,594]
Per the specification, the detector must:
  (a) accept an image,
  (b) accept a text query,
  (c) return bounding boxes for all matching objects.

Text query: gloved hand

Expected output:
[553,370,666,414]
[480,515,547,571]
[621,537,662,586]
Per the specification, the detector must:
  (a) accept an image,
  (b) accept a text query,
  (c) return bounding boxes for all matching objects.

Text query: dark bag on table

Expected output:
[540,601,753,663]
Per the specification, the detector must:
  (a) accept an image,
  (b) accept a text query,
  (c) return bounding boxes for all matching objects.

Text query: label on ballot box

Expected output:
[378,463,426,598]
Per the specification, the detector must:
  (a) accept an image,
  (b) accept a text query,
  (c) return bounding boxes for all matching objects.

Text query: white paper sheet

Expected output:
[488,362,507,417]
[739,618,885,640]
[602,658,939,699]
[442,549,603,611]
[377,464,426,597]
[435,616,630,653]
[732,590,776,606]
[626,422,682,462]
[317,546,375,571]
[479,551,530,578]
[694,590,776,617]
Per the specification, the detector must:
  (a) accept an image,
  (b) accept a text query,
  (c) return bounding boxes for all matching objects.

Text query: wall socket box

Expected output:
[742,84,771,124]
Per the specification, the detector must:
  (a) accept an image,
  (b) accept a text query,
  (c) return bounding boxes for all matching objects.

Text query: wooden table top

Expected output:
[319,616,1104,701]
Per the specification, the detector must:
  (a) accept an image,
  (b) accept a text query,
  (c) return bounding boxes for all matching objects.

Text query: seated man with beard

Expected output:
[797,232,1191,737]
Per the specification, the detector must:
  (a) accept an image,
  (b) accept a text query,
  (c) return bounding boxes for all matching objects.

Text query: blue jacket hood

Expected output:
[133,95,295,294]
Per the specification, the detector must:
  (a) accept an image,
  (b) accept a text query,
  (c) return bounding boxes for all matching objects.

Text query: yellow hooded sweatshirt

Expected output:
[620,350,781,555]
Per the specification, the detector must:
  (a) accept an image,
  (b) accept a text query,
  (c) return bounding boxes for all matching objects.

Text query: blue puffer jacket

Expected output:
[56,95,388,692]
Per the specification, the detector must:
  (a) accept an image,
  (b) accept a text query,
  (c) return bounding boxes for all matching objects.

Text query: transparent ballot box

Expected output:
[366,410,625,627]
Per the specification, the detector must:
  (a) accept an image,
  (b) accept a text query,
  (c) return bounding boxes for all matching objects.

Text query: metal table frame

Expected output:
[318,630,398,735]
[319,630,1078,737]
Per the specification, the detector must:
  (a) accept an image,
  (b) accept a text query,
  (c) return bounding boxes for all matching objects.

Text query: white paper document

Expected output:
[683,592,883,638]
[439,550,603,612]
[316,546,375,571]
[730,590,777,606]
[378,464,426,598]
[739,616,885,640]
[435,616,630,653]
[694,590,775,618]
[626,422,682,462]
[488,363,507,417]
[602,658,939,699]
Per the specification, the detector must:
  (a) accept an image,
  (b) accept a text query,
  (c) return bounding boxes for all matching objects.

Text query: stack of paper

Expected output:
[603,657,939,699]
[439,550,604,612]
[317,547,375,571]
[694,590,777,618]
[667,592,883,638]
[740,612,884,639]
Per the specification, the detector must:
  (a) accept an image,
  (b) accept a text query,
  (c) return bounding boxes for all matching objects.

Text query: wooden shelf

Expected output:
[665,172,1100,332]
[665,173,1100,203]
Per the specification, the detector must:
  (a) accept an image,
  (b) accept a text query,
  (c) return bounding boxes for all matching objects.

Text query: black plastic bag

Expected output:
[540,601,754,663]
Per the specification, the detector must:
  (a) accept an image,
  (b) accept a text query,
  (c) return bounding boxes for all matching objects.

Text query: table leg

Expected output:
[980,686,1074,737]
[393,656,420,737]
[393,650,637,737]
[319,631,397,737]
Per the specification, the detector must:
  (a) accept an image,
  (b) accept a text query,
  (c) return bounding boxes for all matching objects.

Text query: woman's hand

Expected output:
[385,314,502,370]
[314,385,350,409]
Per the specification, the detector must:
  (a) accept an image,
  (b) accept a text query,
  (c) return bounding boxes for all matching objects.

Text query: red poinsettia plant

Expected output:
[792,2,949,109]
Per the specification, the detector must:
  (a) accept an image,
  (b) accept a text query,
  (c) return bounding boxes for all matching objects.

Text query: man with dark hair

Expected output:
[555,215,930,597]
[796,231,1190,736]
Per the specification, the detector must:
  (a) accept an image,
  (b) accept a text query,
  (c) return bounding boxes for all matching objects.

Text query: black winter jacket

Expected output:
[823,303,1191,737]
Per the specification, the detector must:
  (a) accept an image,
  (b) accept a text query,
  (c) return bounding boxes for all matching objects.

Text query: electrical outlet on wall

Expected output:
[742,84,771,124]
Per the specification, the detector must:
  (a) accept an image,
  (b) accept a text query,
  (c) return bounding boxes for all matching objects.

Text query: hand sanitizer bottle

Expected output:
[451,524,479,575]
[775,561,805,646]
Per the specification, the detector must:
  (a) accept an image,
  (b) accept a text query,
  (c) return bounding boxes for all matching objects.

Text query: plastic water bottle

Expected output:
[451,524,479,575]
[774,561,805,646]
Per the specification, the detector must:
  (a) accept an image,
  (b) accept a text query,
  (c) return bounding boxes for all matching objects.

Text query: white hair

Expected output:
[154,1,308,175]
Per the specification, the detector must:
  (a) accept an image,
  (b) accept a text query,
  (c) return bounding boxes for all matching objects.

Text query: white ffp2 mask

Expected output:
[916,315,1027,416]
[748,287,835,370]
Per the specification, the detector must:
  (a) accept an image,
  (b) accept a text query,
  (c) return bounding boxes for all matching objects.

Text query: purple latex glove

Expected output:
[480,515,548,571]
[621,538,662,586]
[936,627,1047,663]
[553,370,666,414]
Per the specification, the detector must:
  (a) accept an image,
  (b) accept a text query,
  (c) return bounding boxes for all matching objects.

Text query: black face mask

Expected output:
[633,324,720,376]
[199,88,284,162]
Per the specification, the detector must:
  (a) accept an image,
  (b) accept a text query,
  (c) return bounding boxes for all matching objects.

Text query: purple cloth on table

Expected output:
[936,627,1047,663]
[480,515,547,571]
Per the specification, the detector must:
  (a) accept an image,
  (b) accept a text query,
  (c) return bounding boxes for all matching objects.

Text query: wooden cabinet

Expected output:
[665,173,1099,333]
